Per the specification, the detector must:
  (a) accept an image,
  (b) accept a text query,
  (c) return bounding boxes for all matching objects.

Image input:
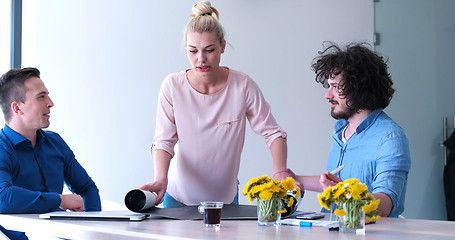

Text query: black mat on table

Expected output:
[140,204,257,220]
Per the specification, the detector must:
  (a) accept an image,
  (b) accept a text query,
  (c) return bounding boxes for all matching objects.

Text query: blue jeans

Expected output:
[163,192,239,208]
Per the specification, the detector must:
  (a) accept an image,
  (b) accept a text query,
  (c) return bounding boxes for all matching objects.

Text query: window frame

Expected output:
[11,0,22,69]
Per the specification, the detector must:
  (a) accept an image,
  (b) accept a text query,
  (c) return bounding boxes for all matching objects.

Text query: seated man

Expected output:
[289,43,411,217]
[0,67,101,213]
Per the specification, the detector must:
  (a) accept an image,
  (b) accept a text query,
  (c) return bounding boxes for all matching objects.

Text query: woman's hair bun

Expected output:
[184,1,224,46]
[191,1,219,20]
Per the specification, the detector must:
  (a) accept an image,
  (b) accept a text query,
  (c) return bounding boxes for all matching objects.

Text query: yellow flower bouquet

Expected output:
[243,175,300,226]
[318,178,380,233]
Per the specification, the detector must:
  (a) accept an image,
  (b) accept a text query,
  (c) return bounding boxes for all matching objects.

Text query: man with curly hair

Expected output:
[289,43,411,217]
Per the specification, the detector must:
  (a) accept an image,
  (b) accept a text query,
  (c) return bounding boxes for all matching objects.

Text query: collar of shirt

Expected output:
[334,108,383,133]
[333,108,383,143]
[2,124,46,147]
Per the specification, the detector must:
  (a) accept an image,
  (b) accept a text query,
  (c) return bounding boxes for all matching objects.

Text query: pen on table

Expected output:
[330,165,345,175]
[280,219,312,227]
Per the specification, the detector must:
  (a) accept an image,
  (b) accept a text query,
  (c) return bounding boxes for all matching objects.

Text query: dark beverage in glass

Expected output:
[198,201,224,227]
[204,208,222,226]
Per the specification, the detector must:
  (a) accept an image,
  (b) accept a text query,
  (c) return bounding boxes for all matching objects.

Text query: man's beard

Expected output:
[330,102,356,120]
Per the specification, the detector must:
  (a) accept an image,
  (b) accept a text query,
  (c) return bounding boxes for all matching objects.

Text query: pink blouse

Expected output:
[152,69,286,205]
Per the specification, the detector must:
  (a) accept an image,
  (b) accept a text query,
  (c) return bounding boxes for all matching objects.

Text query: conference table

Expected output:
[1,212,455,239]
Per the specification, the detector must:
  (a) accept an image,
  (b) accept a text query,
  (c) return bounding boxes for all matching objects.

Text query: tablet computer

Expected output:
[39,210,149,221]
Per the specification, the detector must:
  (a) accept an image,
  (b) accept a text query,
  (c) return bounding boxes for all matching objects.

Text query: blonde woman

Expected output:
[140,1,291,207]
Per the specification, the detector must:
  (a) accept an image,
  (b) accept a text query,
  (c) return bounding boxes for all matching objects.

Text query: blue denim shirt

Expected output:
[326,109,411,217]
[0,125,101,213]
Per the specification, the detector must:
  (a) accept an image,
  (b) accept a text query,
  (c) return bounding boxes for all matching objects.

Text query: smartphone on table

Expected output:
[295,212,325,220]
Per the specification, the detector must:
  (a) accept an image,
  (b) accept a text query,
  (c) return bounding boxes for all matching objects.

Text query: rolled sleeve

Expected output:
[372,131,411,217]
[244,78,286,148]
[152,76,178,157]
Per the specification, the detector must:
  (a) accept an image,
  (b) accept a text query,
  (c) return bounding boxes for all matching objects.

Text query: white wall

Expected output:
[0,1,11,73]
[21,0,373,212]
[375,0,455,220]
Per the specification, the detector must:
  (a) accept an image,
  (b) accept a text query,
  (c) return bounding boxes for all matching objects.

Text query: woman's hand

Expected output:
[139,178,168,205]
[274,168,304,191]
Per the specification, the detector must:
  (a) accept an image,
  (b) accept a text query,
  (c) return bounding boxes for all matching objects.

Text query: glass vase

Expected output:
[257,197,281,226]
[339,201,365,234]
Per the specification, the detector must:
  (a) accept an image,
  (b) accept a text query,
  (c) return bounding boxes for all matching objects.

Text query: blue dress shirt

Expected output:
[326,109,411,217]
[0,125,101,213]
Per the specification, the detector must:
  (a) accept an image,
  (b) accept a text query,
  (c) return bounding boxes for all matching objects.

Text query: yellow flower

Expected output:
[244,175,297,214]
[334,209,346,216]
[259,189,273,200]
[365,193,376,201]
[318,194,330,210]
[362,199,380,213]
[362,204,373,213]
[371,215,381,221]
[366,215,381,223]
[257,175,268,182]
[281,177,295,191]
[322,187,332,199]
[296,188,301,199]
[243,176,260,195]
[243,175,267,195]
[335,181,344,189]
[270,184,280,193]
[249,185,263,196]
[278,209,287,214]
[344,178,359,186]
[350,185,362,200]
[263,180,275,190]
[278,191,287,198]
[358,182,368,192]
[333,187,345,199]
[317,178,380,221]
[287,197,295,208]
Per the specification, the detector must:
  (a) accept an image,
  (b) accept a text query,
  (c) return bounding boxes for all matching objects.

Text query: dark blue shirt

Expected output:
[0,125,101,213]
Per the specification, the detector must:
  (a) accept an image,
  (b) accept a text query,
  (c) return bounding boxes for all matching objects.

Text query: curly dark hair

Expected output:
[0,67,41,122]
[311,42,395,112]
